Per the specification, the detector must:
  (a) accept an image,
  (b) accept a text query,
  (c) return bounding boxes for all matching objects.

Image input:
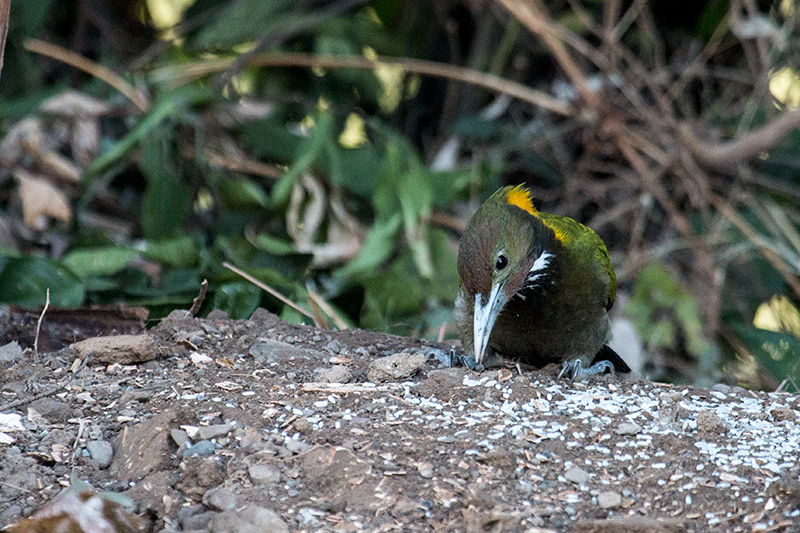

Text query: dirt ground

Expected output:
[1,308,799,533]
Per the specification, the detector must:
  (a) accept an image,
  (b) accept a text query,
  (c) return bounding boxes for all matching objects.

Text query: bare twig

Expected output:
[0,0,10,82]
[712,195,800,298]
[428,210,466,233]
[215,0,369,87]
[222,261,320,326]
[496,0,597,108]
[189,279,208,316]
[617,134,723,334]
[0,382,68,413]
[301,382,404,393]
[680,108,800,170]
[24,38,149,112]
[151,52,573,117]
[307,288,349,330]
[34,288,50,357]
[0,481,34,495]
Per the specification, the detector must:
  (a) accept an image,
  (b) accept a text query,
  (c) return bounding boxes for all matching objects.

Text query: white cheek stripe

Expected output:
[519,251,553,296]
[530,251,553,273]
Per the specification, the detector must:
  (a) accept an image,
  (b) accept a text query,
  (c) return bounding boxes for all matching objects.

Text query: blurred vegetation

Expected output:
[0,0,799,391]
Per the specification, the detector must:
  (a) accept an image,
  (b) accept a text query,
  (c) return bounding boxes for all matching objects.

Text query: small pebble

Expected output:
[367,353,426,382]
[202,487,237,511]
[285,438,311,455]
[316,365,353,384]
[171,429,190,447]
[597,491,622,509]
[183,440,216,458]
[325,340,344,354]
[565,466,590,485]
[696,410,726,434]
[249,464,281,486]
[770,407,796,422]
[196,424,234,441]
[86,440,113,469]
[417,462,434,478]
[616,422,642,436]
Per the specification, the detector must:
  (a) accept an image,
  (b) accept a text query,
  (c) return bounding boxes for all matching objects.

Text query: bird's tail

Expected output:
[591,345,631,373]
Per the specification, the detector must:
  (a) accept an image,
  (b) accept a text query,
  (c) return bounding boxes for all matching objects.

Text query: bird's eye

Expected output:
[496,254,508,270]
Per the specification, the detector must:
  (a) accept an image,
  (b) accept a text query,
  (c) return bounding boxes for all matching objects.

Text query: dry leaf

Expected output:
[14,169,72,229]
[40,90,108,117]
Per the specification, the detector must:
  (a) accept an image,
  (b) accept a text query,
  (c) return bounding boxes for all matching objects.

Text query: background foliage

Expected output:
[1,0,799,390]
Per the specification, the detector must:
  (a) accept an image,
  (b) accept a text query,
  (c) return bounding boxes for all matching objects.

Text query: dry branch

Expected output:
[24,38,150,112]
[496,0,597,108]
[0,0,10,81]
[680,109,800,170]
[151,53,573,117]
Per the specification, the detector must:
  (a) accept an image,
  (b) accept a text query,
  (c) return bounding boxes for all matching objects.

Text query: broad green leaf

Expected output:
[280,306,306,325]
[215,236,313,281]
[331,144,383,197]
[423,228,460,301]
[83,277,120,292]
[0,257,85,308]
[372,143,404,219]
[730,322,800,385]
[398,169,433,278]
[337,213,401,278]
[254,234,297,255]
[213,173,268,209]
[140,133,191,239]
[141,237,201,268]
[85,86,212,182]
[212,282,262,319]
[358,258,426,331]
[63,248,138,278]
[195,0,296,48]
[122,269,200,298]
[239,117,301,163]
[271,112,334,206]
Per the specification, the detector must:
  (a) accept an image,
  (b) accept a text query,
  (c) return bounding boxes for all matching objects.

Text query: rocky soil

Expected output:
[1,308,799,532]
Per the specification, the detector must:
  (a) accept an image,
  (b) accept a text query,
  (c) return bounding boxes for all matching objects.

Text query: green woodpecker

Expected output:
[455,184,630,378]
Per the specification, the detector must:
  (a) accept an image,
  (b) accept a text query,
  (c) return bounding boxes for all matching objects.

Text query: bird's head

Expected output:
[457,185,555,363]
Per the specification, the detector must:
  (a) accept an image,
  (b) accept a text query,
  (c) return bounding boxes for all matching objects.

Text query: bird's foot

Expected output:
[427,347,484,371]
[558,359,616,381]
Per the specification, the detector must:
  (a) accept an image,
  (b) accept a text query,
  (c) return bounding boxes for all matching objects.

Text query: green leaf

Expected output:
[398,169,433,277]
[280,306,306,325]
[213,172,268,209]
[253,234,297,255]
[141,237,201,268]
[358,258,426,332]
[729,322,800,385]
[194,0,296,48]
[122,269,200,298]
[215,236,313,281]
[63,248,138,278]
[85,86,212,182]
[83,277,121,292]
[239,117,302,163]
[139,133,191,239]
[212,282,262,319]
[271,112,334,206]
[330,144,383,197]
[0,257,85,308]
[336,213,401,278]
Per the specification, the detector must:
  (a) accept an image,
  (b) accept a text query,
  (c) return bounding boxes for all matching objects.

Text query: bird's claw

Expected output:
[427,347,484,371]
[558,359,616,381]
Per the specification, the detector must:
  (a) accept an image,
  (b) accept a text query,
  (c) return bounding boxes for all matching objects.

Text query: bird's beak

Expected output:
[473,282,505,364]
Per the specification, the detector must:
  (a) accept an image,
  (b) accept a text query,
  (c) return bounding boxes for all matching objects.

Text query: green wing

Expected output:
[539,212,617,310]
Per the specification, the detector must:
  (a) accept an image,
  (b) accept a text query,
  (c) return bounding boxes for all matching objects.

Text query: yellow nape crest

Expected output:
[550,226,571,245]
[506,185,537,216]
